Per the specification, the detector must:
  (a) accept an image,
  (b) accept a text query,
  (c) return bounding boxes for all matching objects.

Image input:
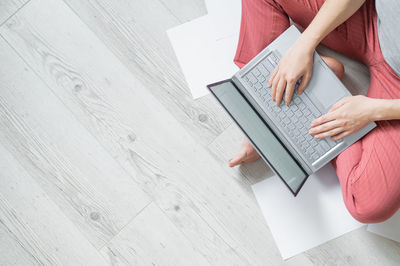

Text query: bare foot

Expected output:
[321,56,345,79]
[229,56,344,167]
[229,138,260,167]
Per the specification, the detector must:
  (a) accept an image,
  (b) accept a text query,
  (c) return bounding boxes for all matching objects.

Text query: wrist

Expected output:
[367,98,382,121]
[368,98,393,121]
[298,29,321,52]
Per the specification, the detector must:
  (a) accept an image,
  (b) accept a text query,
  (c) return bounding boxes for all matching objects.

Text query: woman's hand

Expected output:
[268,36,316,106]
[267,0,367,105]
[229,138,260,167]
[309,95,377,141]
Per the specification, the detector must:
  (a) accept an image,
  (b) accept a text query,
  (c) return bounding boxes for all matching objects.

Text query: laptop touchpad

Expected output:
[306,61,346,110]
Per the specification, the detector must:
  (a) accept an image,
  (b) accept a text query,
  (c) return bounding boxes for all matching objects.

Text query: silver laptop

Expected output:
[207,25,376,196]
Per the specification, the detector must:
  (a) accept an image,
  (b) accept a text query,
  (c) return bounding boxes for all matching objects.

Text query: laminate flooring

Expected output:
[0,0,399,265]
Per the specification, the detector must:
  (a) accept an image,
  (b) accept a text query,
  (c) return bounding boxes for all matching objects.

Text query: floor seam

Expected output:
[97,201,153,252]
[0,0,32,28]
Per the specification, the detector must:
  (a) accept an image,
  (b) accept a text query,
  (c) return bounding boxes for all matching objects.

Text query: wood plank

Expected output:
[100,203,210,265]
[0,0,281,263]
[0,142,107,265]
[118,147,257,264]
[62,0,232,146]
[0,0,28,25]
[302,227,400,265]
[0,36,150,249]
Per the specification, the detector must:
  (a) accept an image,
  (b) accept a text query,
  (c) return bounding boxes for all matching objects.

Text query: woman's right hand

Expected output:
[268,35,317,106]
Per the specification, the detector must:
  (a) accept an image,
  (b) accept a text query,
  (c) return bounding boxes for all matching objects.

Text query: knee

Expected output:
[346,199,399,224]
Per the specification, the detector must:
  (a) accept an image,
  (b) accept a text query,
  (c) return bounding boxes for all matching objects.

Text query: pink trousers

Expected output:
[235,0,400,223]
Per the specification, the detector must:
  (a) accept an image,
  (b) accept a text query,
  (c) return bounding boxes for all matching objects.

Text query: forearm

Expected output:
[371,99,400,121]
[299,0,366,50]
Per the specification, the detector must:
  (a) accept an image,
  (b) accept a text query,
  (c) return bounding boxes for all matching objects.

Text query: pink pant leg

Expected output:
[234,0,290,68]
[236,0,400,223]
[324,0,400,223]
[235,0,376,67]
[334,63,400,223]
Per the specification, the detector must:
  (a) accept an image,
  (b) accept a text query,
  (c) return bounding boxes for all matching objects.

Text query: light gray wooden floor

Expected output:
[0,0,399,265]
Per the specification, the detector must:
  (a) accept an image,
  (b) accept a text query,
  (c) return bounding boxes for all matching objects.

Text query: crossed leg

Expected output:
[235,0,400,222]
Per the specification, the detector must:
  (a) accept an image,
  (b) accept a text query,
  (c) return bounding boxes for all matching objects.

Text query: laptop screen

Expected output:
[208,80,307,195]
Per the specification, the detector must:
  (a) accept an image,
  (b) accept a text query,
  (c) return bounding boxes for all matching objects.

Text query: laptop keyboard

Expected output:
[242,51,339,164]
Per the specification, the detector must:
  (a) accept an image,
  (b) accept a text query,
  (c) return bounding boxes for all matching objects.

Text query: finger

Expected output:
[284,78,297,105]
[275,78,286,106]
[329,98,347,112]
[309,119,341,135]
[297,71,312,95]
[311,111,337,127]
[314,126,344,139]
[268,66,279,87]
[331,130,351,141]
[271,72,280,100]
[228,149,246,167]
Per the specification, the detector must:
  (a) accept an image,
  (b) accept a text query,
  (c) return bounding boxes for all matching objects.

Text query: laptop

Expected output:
[207,25,376,196]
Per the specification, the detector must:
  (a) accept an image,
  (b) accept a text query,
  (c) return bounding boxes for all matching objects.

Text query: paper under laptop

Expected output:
[252,164,364,259]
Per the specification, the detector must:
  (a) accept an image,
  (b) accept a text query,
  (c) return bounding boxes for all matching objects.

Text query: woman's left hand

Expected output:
[309,95,376,141]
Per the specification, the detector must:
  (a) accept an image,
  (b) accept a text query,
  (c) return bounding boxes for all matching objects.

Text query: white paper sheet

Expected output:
[167,0,242,99]
[205,0,242,39]
[167,15,239,99]
[252,164,364,260]
[367,211,400,243]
